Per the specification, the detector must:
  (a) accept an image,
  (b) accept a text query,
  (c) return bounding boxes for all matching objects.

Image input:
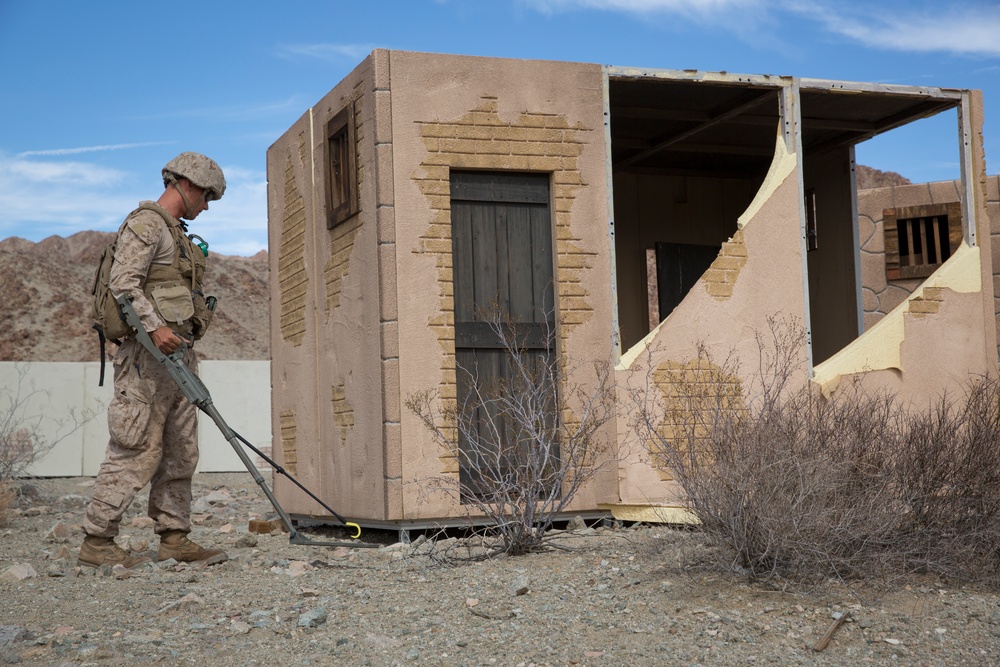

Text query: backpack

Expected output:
[90,233,131,344]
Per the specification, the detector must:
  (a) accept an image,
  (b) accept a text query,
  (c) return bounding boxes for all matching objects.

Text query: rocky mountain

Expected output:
[856,164,911,190]
[0,231,269,361]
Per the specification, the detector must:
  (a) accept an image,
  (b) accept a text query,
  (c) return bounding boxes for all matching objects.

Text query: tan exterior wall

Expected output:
[268,53,390,520]
[389,51,618,521]
[615,128,810,505]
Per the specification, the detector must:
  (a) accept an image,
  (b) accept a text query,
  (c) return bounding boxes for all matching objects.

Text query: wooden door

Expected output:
[450,171,555,498]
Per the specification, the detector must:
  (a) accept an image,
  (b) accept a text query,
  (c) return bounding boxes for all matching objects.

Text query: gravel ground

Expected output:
[2,473,1000,666]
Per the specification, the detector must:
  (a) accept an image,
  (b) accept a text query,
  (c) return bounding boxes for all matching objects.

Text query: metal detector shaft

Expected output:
[115,294,374,548]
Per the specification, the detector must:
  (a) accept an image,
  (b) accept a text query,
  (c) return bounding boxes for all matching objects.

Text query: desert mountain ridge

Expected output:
[0,231,269,362]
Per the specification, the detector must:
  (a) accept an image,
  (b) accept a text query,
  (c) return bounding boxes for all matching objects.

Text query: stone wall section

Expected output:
[277,133,309,346]
[411,97,595,473]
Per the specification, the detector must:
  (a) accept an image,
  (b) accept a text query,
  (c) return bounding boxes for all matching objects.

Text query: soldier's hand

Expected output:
[151,327,190,354]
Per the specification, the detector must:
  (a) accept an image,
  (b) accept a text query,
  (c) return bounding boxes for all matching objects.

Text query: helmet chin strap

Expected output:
[169,175,206,220]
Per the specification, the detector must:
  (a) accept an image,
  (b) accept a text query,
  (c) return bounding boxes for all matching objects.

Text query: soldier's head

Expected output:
[162,152,226,220]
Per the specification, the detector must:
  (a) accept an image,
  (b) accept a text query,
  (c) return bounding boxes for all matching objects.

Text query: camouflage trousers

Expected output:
[83,337,199,538]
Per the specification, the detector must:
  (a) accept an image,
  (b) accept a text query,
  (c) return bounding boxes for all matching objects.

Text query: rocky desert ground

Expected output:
[2,472,1000,667]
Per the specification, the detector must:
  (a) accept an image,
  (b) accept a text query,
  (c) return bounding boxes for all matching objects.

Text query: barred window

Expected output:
[884,203,962,280]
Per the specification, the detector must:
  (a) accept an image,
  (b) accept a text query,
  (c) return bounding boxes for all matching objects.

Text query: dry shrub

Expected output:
[407,313,618,559]
[634,317,1000,589]
[0,482,14,527]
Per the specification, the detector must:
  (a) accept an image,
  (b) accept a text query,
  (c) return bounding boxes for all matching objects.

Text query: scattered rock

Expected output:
[192,489,234,512]
[155,593,205,615]
[1,563,37,581]
[0,626,27,647]
[44,521,72,541]
[510,575,530,596]
[229,620,252,635]
[566,516,586,532]
[235,533,258,548]
[297,607,328,628]
[56,494,87,510]
[129,516,155,529]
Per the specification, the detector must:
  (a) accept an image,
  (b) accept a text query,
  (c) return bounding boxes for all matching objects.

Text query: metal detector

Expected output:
[116,295,379,549]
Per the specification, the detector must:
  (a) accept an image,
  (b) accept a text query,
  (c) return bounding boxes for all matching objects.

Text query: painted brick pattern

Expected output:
[278,409,299,476]
[907,286,944,316]
[278,134,308,346]
[411,97,596,472]
[650,357,744,482]
[702,230,748,299]
[324,216,362,313]
[331,382,354,447]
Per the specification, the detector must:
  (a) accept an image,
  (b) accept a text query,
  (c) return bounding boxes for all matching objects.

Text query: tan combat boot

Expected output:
[158,530,228,564]
[78,535,152,569]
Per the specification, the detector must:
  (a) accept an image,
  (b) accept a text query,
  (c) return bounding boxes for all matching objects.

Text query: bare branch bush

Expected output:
[406,313,618,560]
[0,363,97,523]
[632,316,1000,589]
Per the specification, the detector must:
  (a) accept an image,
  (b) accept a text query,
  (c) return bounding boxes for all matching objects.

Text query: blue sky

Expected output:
[1,0,997,256]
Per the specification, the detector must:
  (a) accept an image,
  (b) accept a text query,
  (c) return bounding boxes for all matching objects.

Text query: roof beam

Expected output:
[618,91,776,168]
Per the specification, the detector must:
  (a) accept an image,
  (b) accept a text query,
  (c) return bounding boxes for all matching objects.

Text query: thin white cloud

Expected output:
[533,0,761,14]
[17,142,173,158]
[0,153,268,255]
[127,97,303,123]
[0,153,137,237]
[530,0,1000,58]
[794,2,1000,57]
[276,43,380,63]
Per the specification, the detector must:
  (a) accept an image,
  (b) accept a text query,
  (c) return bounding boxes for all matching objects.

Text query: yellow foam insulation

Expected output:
[597,503,699,525]
[617,131,797,371]
[813,243,981,395]
[737,132,797,230]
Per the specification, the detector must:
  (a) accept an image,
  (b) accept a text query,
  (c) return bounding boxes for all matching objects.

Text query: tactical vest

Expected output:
[131,202,206,335]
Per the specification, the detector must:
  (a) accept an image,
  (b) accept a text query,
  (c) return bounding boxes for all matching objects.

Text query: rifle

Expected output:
[115,294,372,548]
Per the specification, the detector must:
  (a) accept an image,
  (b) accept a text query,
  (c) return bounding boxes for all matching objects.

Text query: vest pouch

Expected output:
[150,284,194,324]
[191,292,215,340]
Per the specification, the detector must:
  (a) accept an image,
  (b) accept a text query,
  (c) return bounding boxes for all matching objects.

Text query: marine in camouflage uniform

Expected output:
[79,153,229,569]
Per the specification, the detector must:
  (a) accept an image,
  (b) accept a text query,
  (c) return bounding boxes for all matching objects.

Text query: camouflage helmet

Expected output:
[162,152,226,201]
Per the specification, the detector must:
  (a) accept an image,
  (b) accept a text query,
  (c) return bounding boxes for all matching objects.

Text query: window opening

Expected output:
[884,203,962,280]
[325,102,359,229]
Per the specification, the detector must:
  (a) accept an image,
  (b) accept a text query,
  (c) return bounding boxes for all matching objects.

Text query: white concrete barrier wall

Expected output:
[1,361,270,477]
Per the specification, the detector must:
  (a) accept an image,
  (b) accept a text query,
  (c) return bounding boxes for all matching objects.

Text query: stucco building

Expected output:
[266,50,996,528]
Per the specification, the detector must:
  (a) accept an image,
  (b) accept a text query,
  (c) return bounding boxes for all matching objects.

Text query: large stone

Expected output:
[44,521,72,541]
[1,563,37,581]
